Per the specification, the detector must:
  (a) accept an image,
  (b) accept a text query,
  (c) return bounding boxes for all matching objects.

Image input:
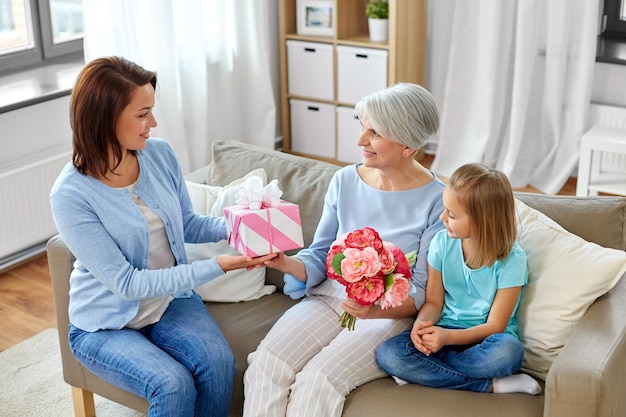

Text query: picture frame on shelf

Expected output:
[296,0,335,37]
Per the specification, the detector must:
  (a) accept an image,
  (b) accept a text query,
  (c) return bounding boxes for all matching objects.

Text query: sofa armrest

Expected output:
[47,234,75,362]
[544,272,626,417]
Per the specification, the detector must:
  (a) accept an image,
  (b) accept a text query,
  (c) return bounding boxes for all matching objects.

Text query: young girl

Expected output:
[376,163,541,395]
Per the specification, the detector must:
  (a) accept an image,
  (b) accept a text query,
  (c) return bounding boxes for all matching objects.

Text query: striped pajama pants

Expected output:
[243,279,412,417]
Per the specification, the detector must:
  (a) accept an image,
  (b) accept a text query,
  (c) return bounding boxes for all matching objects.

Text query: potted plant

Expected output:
[365,1,389,42]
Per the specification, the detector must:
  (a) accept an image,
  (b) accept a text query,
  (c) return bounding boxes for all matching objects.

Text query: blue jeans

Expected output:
[376,328,524,393]
[69,293,235,417]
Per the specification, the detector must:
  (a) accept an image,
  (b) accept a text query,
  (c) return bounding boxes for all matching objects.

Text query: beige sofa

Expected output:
[48,140,626,417]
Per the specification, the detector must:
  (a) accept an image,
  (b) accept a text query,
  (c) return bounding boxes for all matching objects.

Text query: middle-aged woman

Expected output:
[50,56,275,417]
[243,83,446,417]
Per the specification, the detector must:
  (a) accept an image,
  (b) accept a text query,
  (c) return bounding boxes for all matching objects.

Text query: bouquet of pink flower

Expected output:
[325,227,417,331]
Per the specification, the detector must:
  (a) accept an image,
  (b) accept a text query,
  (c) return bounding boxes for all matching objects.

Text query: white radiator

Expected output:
[589,103,626,173]
[0,147,71,267]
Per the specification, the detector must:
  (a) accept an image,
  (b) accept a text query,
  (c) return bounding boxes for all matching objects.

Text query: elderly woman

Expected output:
[243,83,446,417]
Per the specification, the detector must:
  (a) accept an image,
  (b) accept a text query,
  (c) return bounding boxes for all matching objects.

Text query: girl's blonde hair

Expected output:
[448,163,517,267]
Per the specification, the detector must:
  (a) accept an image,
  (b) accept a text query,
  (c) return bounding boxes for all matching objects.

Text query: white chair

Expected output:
[576,125,626,196]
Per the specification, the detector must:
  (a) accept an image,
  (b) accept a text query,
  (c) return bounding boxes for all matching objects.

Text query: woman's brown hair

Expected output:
[70,56,157,178]
[448,163,517,267]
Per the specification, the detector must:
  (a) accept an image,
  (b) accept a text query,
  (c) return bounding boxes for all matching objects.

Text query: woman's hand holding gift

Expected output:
[217,253,277,272]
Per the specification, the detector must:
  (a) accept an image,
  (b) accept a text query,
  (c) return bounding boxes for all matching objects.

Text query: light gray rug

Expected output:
[0,328,144,417]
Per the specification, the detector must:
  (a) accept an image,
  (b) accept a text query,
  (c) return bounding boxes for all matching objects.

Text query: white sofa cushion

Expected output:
[515,199,626,380]
[185,168,276,302]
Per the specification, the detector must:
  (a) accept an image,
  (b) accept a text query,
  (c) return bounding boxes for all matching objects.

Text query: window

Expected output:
[0,0,83,73]
[604,0,626,36]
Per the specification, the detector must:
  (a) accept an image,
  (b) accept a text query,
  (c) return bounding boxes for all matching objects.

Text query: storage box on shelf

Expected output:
[289,99,335,158]
[336,106,362,164]
[278,0,426,165]
[336,45,388,104]
[286,40,334,101]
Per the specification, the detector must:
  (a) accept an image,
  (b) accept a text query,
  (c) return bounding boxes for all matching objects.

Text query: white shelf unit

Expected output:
[278,0,427,165]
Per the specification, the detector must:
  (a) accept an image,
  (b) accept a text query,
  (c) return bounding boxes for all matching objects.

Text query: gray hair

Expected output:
[354,83,439,151]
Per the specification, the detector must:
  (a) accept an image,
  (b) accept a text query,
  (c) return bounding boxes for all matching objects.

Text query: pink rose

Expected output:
[346,275,385,306]
[391,246,411,279]
[377,275,411,309]
[340,247,382,283]
[330,233,349,249]
[345,227,384,253]
[379,242,397,275]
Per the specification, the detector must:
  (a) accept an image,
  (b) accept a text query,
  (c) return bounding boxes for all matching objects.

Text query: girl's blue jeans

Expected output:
[376,328,524,393]
[68,293,235,417]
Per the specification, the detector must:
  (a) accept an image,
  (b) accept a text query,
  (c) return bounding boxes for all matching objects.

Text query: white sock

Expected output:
[493,374,542,395]
[392,375,409,386]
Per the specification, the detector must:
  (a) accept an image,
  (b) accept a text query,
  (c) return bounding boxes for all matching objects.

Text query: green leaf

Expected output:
[365,1,389,19]
[405,250,417,268]
[384,273,394,291]
[331,253,345,275]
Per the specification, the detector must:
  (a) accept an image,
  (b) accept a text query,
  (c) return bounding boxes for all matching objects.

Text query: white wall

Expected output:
[0,96,72,266]
[0,96,72,168]
[590,1,626,108]
[592,62,626,107]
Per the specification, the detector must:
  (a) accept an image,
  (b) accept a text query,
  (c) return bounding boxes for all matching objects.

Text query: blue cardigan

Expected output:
[50,138,227,332]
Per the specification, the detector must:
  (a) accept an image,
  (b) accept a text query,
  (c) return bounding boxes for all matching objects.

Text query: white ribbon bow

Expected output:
[235,176,283,209]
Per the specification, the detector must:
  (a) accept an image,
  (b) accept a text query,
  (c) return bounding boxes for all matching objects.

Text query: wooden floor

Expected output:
[0,253,57,351]
[0,154,577,352]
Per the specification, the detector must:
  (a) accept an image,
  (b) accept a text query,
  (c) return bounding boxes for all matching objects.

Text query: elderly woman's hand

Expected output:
[341,299,376,319]
[341,296,418,320]
[263,252,308,282]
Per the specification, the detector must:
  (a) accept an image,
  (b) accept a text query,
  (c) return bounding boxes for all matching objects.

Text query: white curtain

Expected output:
[82,0,278,173]
[430,0,598,194]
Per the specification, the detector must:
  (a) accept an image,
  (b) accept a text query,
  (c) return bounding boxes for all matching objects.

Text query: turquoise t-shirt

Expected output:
[427,229,528,337]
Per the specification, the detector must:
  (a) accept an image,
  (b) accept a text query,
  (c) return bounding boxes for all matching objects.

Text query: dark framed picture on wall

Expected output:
[296,0,335,37]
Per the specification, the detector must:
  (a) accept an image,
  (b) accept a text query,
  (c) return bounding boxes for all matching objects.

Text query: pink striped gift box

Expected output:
[224,201,304,257]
